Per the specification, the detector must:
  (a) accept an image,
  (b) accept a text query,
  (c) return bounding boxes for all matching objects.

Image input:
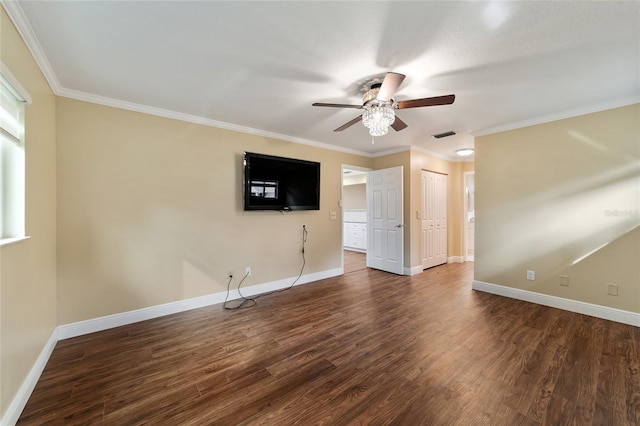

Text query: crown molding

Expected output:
[57,86,370,157]
[1,0,62,93]
[1,0,465,163]
[410,145,459,162]
[370,145,412,158]
[368,145,474,163]
[1,0,373,159]
[473,96,640,137]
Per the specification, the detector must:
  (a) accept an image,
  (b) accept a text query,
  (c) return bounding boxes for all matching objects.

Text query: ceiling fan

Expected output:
[313,72,455,137]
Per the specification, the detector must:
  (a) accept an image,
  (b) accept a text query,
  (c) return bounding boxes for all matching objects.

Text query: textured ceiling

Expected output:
[5,1,640,160]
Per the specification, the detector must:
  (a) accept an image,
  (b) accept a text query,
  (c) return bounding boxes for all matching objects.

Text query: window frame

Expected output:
[0,61,31,244]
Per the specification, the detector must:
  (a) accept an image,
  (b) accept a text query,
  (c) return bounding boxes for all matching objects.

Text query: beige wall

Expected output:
[0,3,474,417]
[0,8,57,417]
[56,95,473,325]
[342,183,366,210]
[373,149,470,269]
[56,98,372,324]
[475,104,640,312]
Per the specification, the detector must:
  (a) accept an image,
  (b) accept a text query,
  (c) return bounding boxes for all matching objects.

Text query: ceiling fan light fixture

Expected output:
[456,148,474,157]
[362,105,395,137]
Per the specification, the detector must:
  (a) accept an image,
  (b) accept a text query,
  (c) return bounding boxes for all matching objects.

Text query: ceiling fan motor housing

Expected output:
[363,83,391,107]
[312,72,454,134]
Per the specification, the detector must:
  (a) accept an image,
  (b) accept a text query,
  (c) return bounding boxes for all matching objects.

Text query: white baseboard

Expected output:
[344,247,366,253]
[405,265,423,275]
[1,329,58,426]
[2,267,342,425]
[472,280,640,327]
[406,258,467,275]
[58,267,342,340]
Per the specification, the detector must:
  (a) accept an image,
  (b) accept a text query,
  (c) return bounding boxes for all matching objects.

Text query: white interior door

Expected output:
[421,170,447,269]
[366,166,404,275]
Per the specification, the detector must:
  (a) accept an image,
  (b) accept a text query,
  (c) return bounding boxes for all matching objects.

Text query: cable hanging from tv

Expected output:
[223,225,307,310]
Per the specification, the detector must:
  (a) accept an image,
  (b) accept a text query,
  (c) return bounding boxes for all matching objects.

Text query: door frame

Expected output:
[463,171,475,262]
[341,164,371,273]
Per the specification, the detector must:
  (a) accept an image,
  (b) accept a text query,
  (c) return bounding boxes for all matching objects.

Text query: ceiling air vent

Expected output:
[432,131,456,139]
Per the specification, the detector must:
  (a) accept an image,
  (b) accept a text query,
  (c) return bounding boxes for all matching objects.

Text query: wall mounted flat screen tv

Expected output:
[243,152,320,211]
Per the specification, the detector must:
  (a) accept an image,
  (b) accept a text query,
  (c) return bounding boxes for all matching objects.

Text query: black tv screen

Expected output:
[243,152,320,211]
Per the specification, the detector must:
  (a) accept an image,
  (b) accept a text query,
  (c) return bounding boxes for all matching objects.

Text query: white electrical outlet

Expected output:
[560,275,569,286]
[607,283,618,296]
[526,270,535,281]
[245,267,251,276]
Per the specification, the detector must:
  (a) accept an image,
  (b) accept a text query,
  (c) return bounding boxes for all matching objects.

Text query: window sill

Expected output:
[0,236,31,247]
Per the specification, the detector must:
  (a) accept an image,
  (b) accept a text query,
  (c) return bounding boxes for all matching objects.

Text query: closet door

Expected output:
[421,170,447,269]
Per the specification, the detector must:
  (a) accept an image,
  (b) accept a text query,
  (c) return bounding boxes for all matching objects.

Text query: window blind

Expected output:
[0,77,24,143]
[0,63,28,239]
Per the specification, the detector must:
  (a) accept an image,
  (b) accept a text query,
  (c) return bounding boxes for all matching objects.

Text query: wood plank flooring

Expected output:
[18,263,640,425]
[343,250,366,274]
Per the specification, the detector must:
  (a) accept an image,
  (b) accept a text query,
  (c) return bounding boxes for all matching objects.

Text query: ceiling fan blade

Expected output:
[377,72,406,101]
[313,102,362,109]
[334,115,363,132]
[396,94,455,109]
[391,116,408,132]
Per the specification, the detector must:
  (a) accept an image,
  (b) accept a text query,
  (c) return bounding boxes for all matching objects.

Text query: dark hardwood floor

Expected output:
[18,263,639,425]
[344,249,366,274]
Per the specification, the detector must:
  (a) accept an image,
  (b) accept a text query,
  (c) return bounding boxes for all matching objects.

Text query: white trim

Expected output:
[1,329,58,426]
[473,97,640,137]
[58,267,342,340]
[57,87,370,157]
[370,145,411,158]
[472,280,640,327]
[405,265,423,275]
[58,292,227,340]
[344,247,366,254]
[465,255,474,262]
[447,256,464,264]
[0,61,31,104]
[0,1,62,95]
[0,236,30,247]
[0,0,469,164]
[3,0,636,163]
[410,146,457,162]
[1,267,342,425]
[463,171,474,259]
[1,1,371,159]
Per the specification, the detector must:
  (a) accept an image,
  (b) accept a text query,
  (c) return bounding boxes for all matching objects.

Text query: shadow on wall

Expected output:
[479,161,638,281]
[476,110,640,313]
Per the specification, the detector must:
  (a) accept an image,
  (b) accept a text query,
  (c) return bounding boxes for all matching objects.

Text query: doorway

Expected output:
[342,167,368,252]
[464,172,475,261]
[342,166,369,273]
[341,165,405,275]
